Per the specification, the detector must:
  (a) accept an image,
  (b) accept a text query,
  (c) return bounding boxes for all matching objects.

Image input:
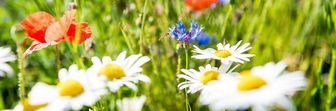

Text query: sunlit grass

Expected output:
[0,0,335,110]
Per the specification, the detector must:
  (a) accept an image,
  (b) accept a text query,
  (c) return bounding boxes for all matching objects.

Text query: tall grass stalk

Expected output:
[72,0,85,69]
[139,0,148,54]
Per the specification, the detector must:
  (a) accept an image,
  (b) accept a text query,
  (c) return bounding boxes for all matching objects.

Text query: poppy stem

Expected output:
[10,24,26,101]
[17,44,26,100]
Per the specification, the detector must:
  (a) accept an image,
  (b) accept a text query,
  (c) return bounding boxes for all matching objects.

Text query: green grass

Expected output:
[0,0,335,110]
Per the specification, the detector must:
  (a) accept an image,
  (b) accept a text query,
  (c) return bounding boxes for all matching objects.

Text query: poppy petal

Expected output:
[20,12,55,43]
[24,41,59,57]
[185,0,218,11]
[44,9,76,42]
[66,21,92,43]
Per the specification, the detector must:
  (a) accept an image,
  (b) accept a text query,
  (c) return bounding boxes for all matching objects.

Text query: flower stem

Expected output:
[185,48,190,69]
[55,45,61,71]
[184,47,191,111]
[176,49,182,92]
[17,44,26,100]
[10,24,26,101]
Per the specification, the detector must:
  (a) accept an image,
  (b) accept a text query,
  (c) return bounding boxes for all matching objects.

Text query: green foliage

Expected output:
[0,0,335,110]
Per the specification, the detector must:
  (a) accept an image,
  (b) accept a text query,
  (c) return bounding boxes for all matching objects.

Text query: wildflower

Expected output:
[28,65,106,110]
[0,47,16,77]
[191,32,211,46]
[89,51,150,92]
[177,63,237,93]
[185,0,230,12]
[185,0,218,11]
[168,21,210,46]
[20,12,55,43]
[200,61,307,111]
[192,40,254,64]
[117,96,146,111]
[20,9,92,56]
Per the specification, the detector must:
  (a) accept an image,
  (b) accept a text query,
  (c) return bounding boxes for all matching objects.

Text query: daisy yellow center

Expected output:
[99,63,125,80]
[240,70,252,76]
[238,74,267,92]
[22,99,47,111]
[57,79,84,97]
[215,50,231,58]
[200,70,219,84]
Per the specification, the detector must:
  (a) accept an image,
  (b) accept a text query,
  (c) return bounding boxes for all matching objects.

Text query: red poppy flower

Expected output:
[20,12,55,43]
[20,9,92,56]
[185,0,218,11]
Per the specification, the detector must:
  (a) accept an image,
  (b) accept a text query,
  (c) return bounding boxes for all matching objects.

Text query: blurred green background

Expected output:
[0,0,335,110]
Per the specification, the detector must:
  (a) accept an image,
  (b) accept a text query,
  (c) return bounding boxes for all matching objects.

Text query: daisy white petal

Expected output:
[0,47,16,77]
[201,61,307,111]
[117,96,146,111]
[192,41,254,64]
[88,52,151,92]
[29,64,106,110]
[177,64,237,94]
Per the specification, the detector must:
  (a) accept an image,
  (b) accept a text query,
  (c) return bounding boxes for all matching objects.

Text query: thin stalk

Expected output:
[220,5,232,41]
[53,0,62,71]
[184,47,191,111]
[176,49,182,86]
[55,45,61,71]
[120,26,135,54]
[10,25,26,101]
[18,44,26,100]
[326,49,336,111]
[72,0,85,69]
[176,49,191,111]
[185,48,190,69]
[139,0,148,54]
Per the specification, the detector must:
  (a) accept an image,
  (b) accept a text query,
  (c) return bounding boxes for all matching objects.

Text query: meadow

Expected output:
[0,0,335,111]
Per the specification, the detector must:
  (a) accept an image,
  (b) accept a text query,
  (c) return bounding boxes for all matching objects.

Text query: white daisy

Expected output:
[200,61,307,111]
[0,47,16,77]
[28,65,107,111]
[177,63,238,93]
[192,40,254,64]
[117,96,146,111]
[89,51,150,92]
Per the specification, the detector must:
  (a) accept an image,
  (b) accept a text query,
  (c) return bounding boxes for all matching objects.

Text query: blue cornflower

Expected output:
[192,32,211,46]
[168,21,210,46]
